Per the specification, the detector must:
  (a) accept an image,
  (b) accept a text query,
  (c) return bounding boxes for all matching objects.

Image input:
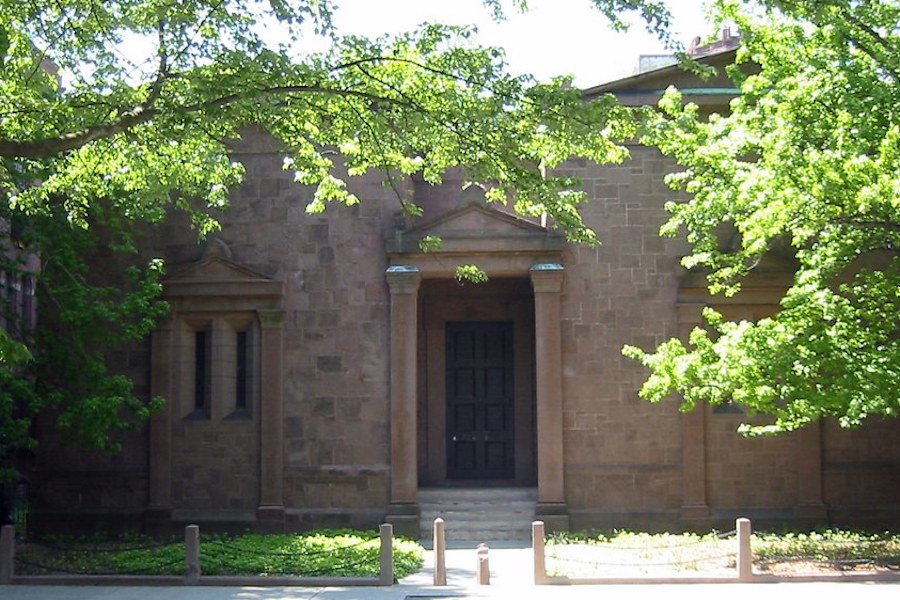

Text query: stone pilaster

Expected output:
[677,303,711,519]
[147,317,174,532]
[385,266,421,537]
[530,263,568,532]
[257,309,285,530]
[796,422,827,519]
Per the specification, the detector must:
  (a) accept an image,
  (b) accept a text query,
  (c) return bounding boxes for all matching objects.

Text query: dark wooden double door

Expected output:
[445,322,515,481]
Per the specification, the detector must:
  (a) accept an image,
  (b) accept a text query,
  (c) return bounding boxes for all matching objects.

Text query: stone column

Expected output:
[385,266,421,537]
[795,422,827,519]
[530,264,568,532]
[209,318,230,420]
[147,317,174,532]
[677,304,711,519]
[257,309,285,530]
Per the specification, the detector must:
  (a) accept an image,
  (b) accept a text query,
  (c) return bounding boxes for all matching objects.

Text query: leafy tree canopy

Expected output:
[0,0,671,471]
[625,0,900,434]
[0,0,679,237]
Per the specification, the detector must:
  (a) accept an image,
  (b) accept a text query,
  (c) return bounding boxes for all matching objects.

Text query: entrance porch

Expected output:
[383,201,569,538]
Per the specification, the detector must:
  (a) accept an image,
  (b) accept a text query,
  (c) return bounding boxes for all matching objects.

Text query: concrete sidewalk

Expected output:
[3,543,900,599]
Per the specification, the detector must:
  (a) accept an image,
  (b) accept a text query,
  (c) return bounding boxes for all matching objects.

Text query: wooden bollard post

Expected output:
[0,525,14,584]
[737,517,752,582]
[185,524,200,584]
[379,523,393,586]
[532,520,547,585]
[476,543,490,585]
[433,518,447,586]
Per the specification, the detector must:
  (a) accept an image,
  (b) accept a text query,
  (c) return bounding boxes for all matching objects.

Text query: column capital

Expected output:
[156,310,176,333]
[530,263,564,293]
[257,308,285,329]
[386,265,421,294]
[676,302,707,325]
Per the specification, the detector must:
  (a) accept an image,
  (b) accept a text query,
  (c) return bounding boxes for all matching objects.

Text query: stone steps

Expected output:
[418,487,537,545]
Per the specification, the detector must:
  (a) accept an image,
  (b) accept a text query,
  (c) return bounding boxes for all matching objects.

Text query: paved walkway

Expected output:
[3,542,899,599]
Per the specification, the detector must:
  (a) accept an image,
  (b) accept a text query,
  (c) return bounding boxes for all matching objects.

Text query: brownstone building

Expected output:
[26,38,900,538]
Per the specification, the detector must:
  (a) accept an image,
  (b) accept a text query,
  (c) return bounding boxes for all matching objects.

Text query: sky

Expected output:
[322,0,715,87]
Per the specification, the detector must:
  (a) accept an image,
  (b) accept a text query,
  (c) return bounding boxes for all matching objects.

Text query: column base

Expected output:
[256,505,286,533]
[384,503,419,539]
[144,507,173,537]
[535,502,569,534]
[681,503,712,519]
[795,503,828,519]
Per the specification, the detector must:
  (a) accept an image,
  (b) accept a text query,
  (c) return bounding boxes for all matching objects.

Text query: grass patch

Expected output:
[15,529,424,580]
[545,529,900,576]
[752,530,900,566]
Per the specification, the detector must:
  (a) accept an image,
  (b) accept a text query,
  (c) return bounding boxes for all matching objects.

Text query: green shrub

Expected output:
[17,529,425,580]
[752,529,900,564]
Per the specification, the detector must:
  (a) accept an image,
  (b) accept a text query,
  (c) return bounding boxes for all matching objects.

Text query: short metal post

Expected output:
[532,520,547,584]
[185,524,200,584]
[476,543,490,585]
[0,525,14,584]
[737,517,752,582]
[433,518,447,586]
[379,523,393,586]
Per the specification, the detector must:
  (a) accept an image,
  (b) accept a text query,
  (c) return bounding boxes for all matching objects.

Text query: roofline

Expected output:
[580,47,738,99]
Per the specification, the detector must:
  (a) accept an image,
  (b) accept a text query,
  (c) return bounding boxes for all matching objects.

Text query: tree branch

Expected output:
[836,217,900,233]
[0,82,419,159]
[820,3,899,82]
[0,107,156,158]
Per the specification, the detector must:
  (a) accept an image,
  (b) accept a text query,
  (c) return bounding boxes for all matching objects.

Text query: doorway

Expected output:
[418,278,536,487]
[445,321,515,480]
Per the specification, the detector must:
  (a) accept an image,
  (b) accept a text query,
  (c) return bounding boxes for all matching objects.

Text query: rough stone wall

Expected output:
[26,125,900,534]
[172,418,260,512]
[31,128,401,531]
[29,425,149,535]
[823,419,900,525]
[553,146,689,529]
[221,131,399,525]
[704,413,799,510]
[27,231,152,535]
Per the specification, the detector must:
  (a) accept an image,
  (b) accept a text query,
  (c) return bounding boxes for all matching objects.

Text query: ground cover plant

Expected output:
[546,529,900,577]
[14,529,424,580]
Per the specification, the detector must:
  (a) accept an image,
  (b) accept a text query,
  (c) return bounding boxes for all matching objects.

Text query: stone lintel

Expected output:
[164,279,283,299]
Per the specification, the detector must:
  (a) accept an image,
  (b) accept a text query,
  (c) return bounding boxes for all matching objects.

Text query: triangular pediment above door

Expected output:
[163,250,283,308]
[386,201,564,256]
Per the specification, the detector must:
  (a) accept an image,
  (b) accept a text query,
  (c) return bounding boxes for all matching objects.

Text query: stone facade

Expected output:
[24,45,900,536]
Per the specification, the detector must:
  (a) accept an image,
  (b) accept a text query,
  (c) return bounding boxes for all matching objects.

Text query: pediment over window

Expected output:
[677,252,796,310]
[164,255,283,311]
[386,201,564,277]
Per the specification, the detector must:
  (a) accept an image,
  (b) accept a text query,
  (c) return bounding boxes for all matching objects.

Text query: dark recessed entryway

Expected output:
[445,321,515,481]
[418,278,536,488]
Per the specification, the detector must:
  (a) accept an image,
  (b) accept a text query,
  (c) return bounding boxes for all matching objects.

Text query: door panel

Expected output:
[446,322,515,480]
